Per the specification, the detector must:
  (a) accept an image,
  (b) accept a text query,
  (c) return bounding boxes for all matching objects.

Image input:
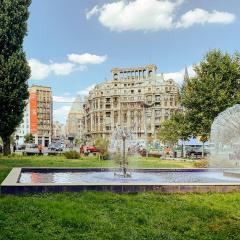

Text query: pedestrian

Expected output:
[165,146,171,158]
[13,144,16,152]
[80,144,84,156]
[38,144,43,155]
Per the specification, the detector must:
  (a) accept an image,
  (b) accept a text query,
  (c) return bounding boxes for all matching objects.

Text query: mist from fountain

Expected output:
[209,104,240,169]
[109,125,142,178]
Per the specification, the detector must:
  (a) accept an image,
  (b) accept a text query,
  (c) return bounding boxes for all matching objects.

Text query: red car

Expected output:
[86,146,98,153]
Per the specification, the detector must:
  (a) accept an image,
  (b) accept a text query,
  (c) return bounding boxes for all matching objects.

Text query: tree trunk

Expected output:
[3,136,11,156]
[202,141,205,158]
[183,141,186,158]
[181,142,184,158]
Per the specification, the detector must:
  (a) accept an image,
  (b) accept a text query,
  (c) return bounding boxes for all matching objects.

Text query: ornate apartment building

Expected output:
[82,64,181,142]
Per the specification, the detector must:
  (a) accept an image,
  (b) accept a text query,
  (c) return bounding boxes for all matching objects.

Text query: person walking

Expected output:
[38,144,43,155]
[80,144,84,156]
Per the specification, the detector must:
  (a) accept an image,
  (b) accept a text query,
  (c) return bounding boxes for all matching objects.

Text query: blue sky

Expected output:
[24,0,240,123]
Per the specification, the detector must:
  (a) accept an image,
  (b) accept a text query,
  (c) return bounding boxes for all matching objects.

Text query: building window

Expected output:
[155,110,161,116]
[106,125,111,131]
[147,95,152,102]
[155,95,160,101]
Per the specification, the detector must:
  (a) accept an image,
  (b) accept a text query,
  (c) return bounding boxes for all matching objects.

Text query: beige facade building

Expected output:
[52,121,66,140]
[82,64,180,142]
[66,95,84,141]
[29,85,53,146]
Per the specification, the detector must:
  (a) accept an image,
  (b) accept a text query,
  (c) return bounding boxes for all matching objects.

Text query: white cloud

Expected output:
[176,8,235,28]
[86,0,235,32]
[29,52,107,80]
[53,96,75,103]
[51,63,76,75]
[53,105,71,123]
[68,53,107,65]
[29,59,78,80]
[164,65,195,85]
[87,0,181,32]
[28,59,51,80]
[86,5,100,20]
[78,84,96,96]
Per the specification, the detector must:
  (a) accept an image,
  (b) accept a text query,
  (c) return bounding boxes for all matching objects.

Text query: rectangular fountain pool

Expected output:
[1,168,240,194]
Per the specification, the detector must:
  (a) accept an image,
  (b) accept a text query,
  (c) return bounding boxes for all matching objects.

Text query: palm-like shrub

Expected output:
[94,137,109,160]
[64,150,80,159]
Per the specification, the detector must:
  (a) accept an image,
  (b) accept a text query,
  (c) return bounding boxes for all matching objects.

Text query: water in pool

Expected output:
[19,170,240,184]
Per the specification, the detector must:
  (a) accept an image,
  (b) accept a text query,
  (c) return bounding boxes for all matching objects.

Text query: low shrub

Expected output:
[64,150,80,159]
[194,159,209,168]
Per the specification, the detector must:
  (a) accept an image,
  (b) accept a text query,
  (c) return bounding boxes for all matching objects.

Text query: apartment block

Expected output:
[82,64,180,142]
[29,85,53,146]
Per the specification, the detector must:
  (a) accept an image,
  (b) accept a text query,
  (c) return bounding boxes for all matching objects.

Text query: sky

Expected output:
[24,0,240,123]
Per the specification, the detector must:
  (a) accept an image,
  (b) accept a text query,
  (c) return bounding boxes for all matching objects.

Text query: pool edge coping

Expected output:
[2,167,240,187]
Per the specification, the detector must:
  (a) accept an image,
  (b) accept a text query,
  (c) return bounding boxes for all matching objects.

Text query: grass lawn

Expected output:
[0,155,240,240]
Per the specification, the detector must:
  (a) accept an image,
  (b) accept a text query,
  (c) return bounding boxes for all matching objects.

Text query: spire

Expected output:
[183,66,190,84]
[183,66,190,89]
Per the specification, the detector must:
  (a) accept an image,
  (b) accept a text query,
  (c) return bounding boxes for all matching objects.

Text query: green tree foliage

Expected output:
[172,112,191,142]
[181,49,240,138]
[157,119,179,146]
[94,137,109,160]
[74,138,81,146]
[157,112,191,148]
[171,112,192,157]
[24,133,34,143]
[0,0,31,155]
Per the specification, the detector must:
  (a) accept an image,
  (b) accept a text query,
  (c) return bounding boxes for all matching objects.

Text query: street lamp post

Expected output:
[114,126,131,178]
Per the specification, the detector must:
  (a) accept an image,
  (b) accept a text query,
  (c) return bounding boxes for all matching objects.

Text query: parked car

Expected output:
[186,148,208,157]
[48,143,63,151]
[16,144,26,150]
[26,143,38,149]
[86,146,98,153]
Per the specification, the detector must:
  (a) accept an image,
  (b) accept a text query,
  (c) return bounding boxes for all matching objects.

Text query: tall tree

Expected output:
[172,112,191,157]
[0,0,31,155]
[157,112,191,156]
[181,49,240,139]
[157,119,179,147]
[24,133,34,144]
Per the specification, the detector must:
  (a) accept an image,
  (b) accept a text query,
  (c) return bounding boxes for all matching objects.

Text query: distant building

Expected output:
[82,64,181,142]
[66,95,84,141]
[15,102,30,145]
[52,121,66,140]
[29,85,53,146]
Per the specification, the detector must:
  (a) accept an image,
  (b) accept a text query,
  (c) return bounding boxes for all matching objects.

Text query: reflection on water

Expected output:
[19,170,240,184]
